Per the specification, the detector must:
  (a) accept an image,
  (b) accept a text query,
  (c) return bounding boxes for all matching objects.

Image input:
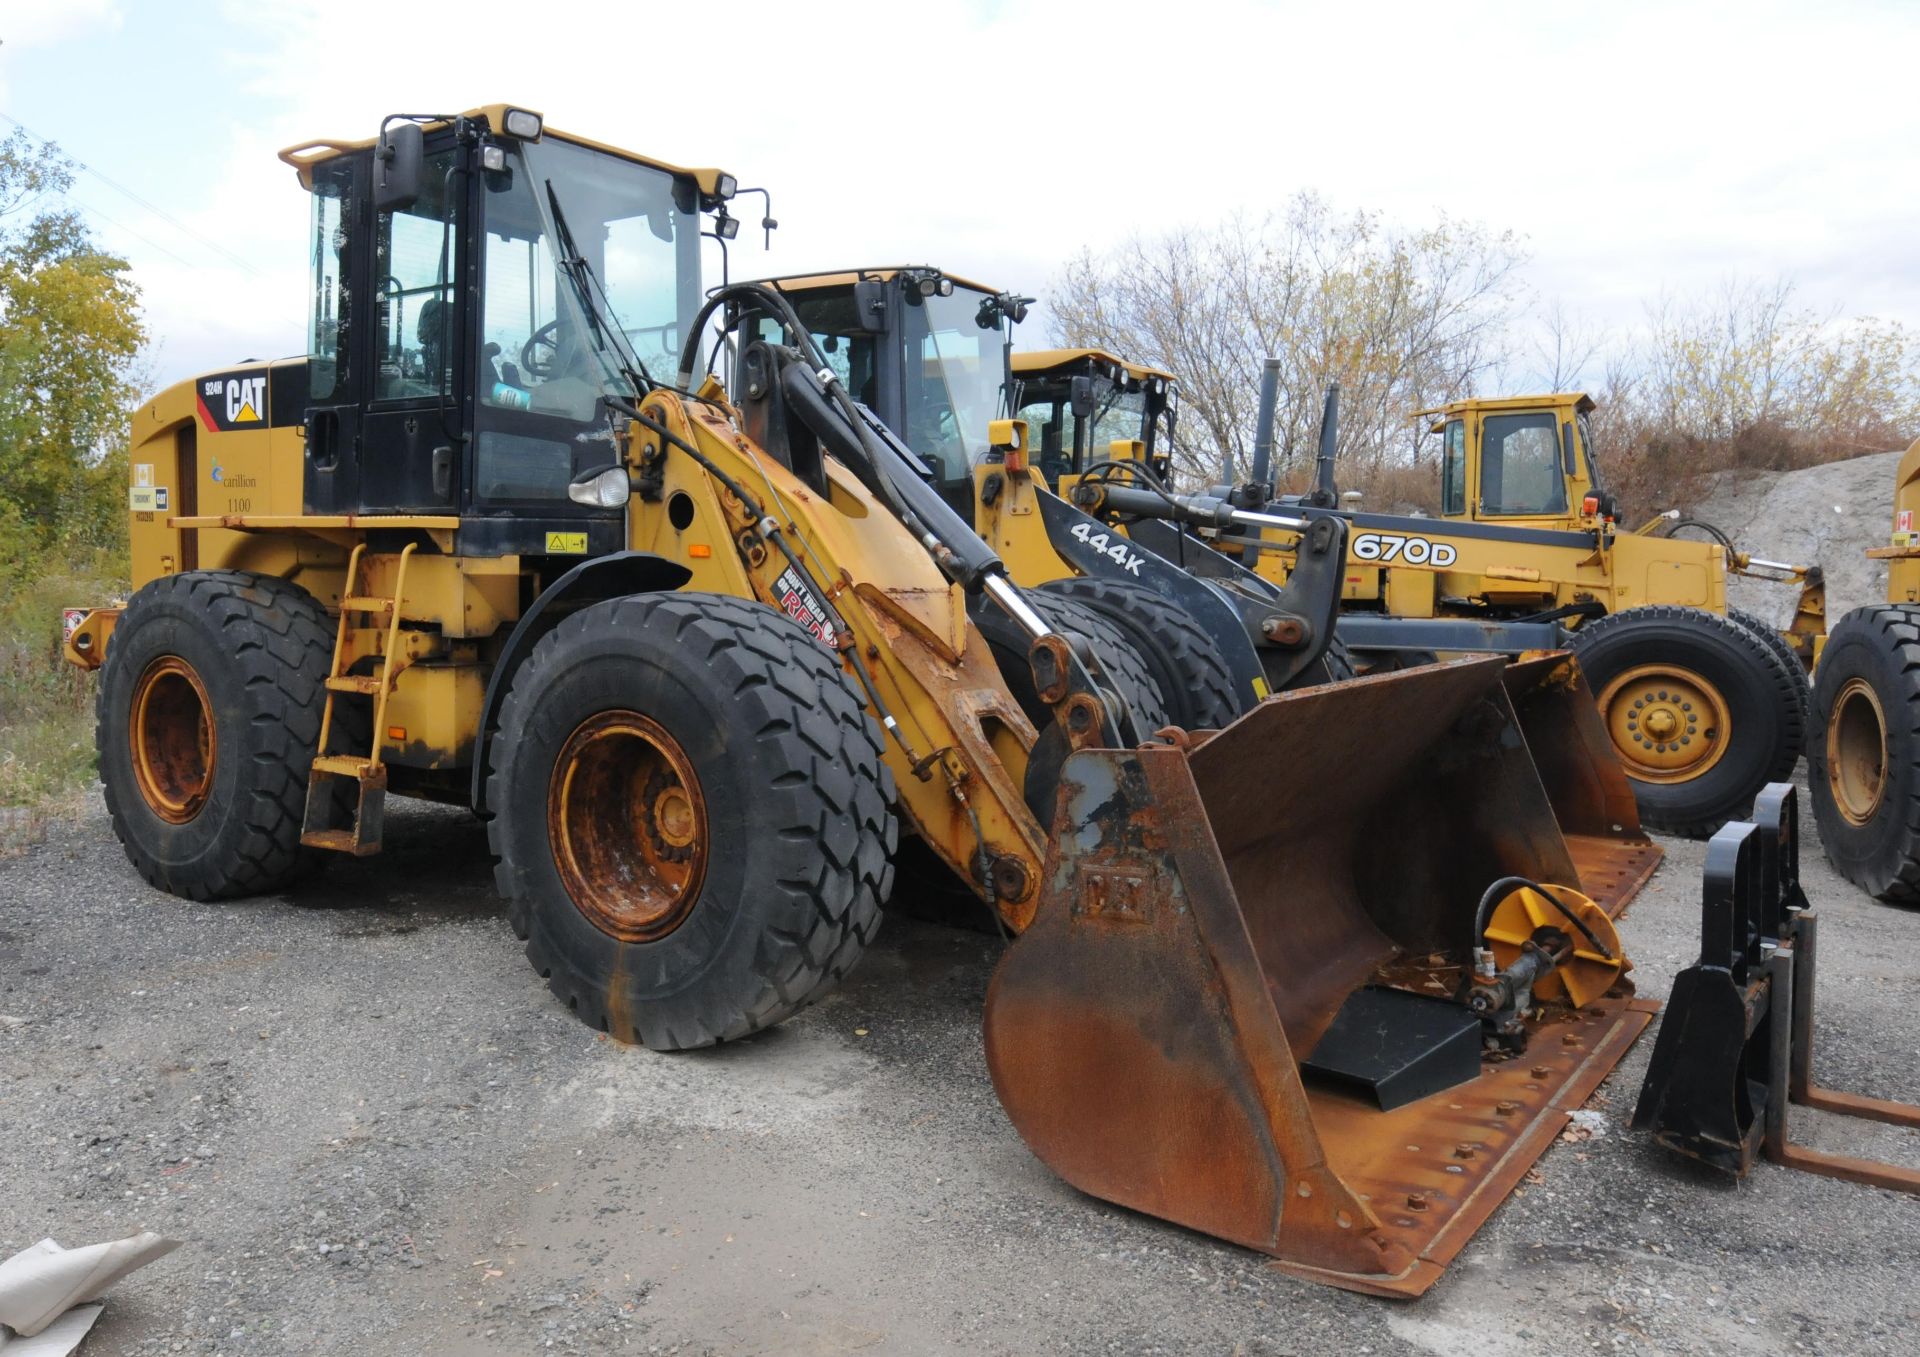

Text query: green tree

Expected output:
[0,129,145,573]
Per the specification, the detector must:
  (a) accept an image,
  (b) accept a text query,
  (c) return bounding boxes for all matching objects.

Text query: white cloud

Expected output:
[34,0,1920,390]
[0,0,120,49]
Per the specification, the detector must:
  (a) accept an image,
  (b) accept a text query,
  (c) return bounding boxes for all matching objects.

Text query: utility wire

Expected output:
[1,111,274,282]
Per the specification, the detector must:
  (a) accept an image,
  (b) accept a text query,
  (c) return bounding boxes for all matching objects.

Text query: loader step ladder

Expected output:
[301,542,415,856]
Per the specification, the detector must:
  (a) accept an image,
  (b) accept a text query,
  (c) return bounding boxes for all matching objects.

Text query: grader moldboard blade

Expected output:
[984,657,1658,1298]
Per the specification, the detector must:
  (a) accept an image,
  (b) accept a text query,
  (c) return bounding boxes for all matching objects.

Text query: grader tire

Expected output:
[1568,604,1803,837]
[1035,576,1245,729]
[97,570,338,899]
[486,593,897,1050]
[1728,606,1813,729]
[1807,605,1920,903]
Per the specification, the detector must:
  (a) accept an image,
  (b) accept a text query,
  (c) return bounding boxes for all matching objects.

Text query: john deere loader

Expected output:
[64,107,1658,1297]
[721,266,1660,902]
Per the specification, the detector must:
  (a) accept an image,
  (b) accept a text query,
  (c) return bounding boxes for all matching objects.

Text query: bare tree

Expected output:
[1527,300,1606,392]
[1048,194,1527,487]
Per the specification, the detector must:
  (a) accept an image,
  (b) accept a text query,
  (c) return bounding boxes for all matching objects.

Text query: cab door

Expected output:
[357,137,464,513]
[302,154,365,514]
[1471,408,1572,525]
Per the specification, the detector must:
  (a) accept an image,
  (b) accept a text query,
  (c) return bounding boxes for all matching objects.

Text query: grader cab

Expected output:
[63,106,1660,1297]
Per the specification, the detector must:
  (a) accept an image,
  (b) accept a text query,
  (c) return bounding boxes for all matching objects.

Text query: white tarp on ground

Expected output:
[0,1233,180,1354]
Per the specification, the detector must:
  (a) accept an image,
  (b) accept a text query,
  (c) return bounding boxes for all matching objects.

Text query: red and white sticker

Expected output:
[773,565,837,649]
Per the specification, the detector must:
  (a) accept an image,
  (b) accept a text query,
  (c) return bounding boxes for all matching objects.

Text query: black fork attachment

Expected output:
[1632,783,1920,1193]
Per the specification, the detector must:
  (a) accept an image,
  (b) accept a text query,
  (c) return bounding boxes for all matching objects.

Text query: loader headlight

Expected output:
[568,465,631,508]
[714,173,738,200]
[503,108,543,140]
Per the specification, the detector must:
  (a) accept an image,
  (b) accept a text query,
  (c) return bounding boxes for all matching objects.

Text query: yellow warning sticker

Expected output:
[545,531,588,555]
[130,486,159,512]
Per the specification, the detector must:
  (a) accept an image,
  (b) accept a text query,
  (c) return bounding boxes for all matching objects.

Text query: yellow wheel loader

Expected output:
[1072,378,1823,837]
[1808,435,1920,899]
[726,268,1660,903]
[64,107,1659,1297]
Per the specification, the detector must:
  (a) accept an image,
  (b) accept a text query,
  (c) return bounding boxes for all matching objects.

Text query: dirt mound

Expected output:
[1680,448,1905,628]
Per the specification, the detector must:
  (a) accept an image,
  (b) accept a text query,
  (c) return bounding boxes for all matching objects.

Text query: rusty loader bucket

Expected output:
[1498,654,1661,918]
[984,658,1659,1297]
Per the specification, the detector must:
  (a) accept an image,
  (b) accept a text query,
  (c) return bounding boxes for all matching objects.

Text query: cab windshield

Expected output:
[902,288,1006,480]
[472,136,701,500]
[1016,374,1152,477]
[479,137,700,418]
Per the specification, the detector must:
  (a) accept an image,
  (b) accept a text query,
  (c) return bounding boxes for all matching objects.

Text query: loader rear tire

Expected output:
[97,570,336,899]
[1568,604,1803,837]
[973,591,1172,736]
[1034,577,1246,729]
[1807,605,1920,903]
[1728,606,1813,728]
[486,593,897,1050]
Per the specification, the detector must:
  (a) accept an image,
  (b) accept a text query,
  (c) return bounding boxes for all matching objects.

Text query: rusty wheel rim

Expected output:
[548,710,708,942]
[1827,677,1888,826]
[130,656,217,823]
[1595,664,1732,785]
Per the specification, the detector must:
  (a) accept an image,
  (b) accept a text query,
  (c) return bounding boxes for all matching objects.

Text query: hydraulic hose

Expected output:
[1473,875,1614,960]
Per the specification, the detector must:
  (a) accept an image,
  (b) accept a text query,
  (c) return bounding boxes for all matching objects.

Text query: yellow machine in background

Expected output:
[62,107,1664,1298]
[1076,384,1824,836]
[1009,347,1177,485]
[1808,434,1920,900]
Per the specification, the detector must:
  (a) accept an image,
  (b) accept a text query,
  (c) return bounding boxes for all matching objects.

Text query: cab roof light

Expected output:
[715,173,738,200]
[502,108,543,140]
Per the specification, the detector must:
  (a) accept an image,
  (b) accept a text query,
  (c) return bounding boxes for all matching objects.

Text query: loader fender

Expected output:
[470,551,693,816]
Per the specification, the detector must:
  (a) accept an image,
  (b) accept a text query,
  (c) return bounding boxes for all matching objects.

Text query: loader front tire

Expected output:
[1034,577,1246,729]
[97,570,336,899]
[486,593,896,1050]
[973,591,1172,736]
[1568,604,1803,837]
[1807,605,1920,903]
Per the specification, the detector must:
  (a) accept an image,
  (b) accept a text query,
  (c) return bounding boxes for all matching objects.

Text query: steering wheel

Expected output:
[520,319,568,378]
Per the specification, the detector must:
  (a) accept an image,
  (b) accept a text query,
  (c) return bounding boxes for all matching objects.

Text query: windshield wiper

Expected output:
[542,179,652,397]
[545,181,611,354]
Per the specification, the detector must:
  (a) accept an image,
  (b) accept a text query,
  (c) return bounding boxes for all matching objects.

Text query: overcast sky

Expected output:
[5,0,1918,394]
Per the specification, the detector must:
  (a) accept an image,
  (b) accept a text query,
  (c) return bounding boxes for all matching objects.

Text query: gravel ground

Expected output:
[3,777,1919,1357]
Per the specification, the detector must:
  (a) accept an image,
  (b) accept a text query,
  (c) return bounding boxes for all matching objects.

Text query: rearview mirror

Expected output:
[852,280,888,334]
[1070,375,1097,418]
[374,120,424,213]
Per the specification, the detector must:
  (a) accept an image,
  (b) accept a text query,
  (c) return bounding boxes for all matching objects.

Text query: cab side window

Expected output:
[373,150,457,402]
[1479,412,1566,515]
[1441,420,1466,515]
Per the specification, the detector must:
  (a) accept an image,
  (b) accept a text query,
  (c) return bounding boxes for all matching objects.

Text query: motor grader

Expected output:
[62,106,1659,1297]
[1073,383,1824,837]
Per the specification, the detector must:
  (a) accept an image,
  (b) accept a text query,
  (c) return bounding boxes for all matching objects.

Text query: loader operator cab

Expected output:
[1010,349,1177,486]
[733,268,1025,521]
[286,105,735,555]
[1426,392,1609,530]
